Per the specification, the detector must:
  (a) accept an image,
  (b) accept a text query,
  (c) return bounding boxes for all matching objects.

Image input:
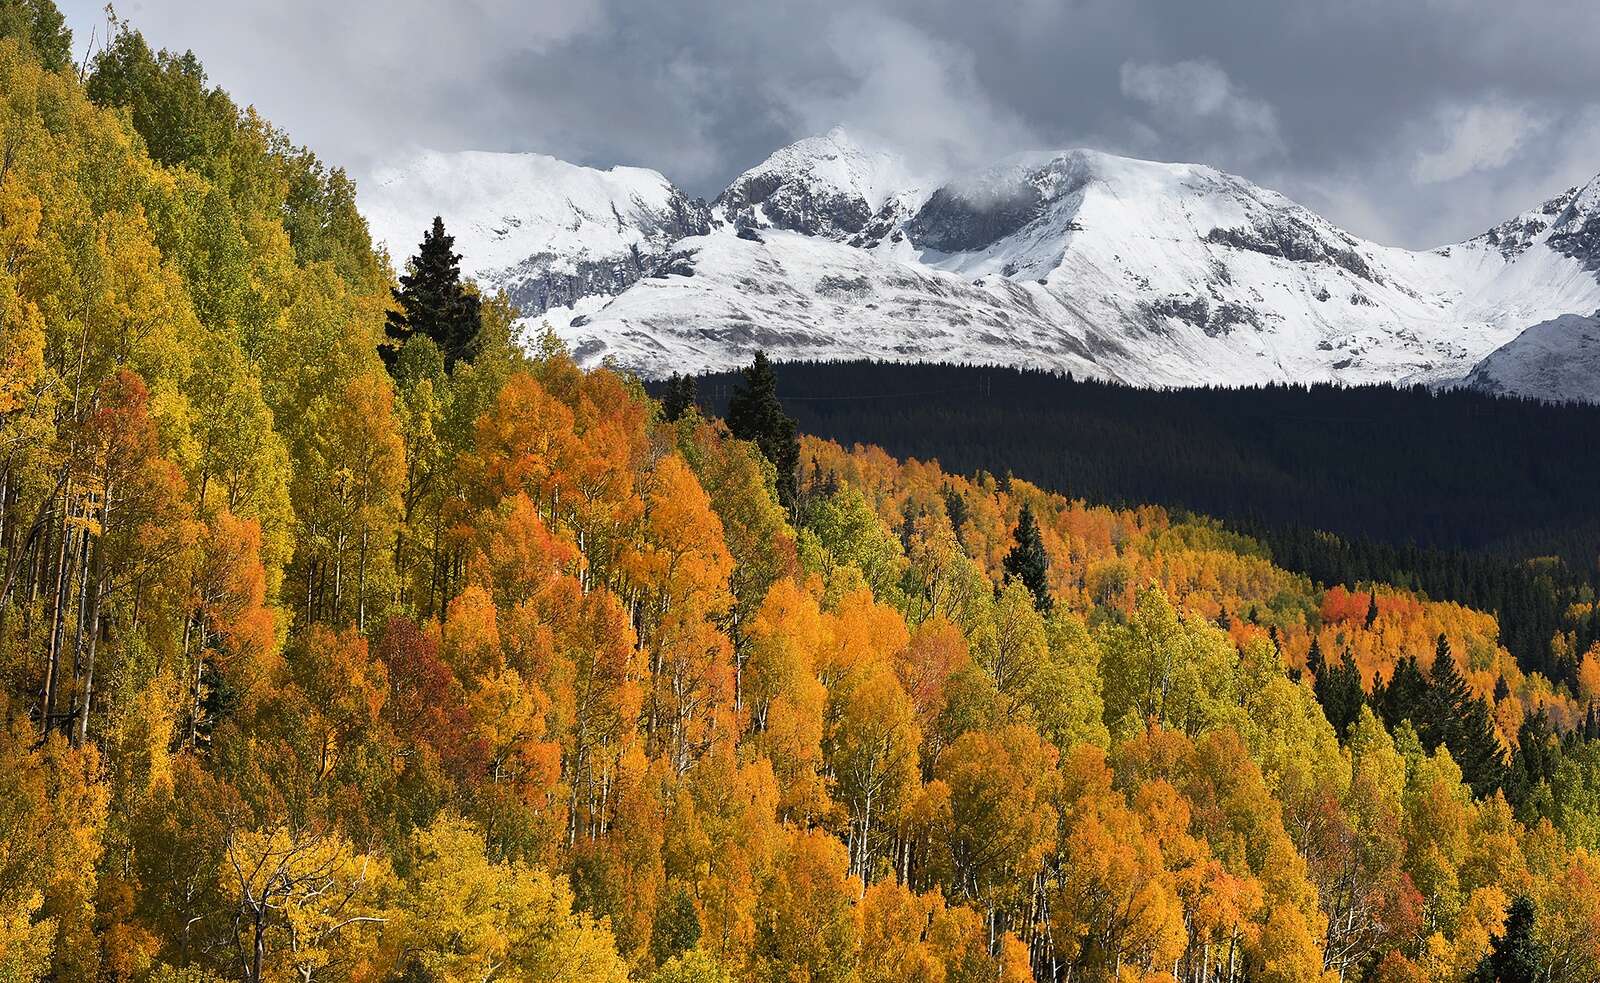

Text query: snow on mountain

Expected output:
[361,148,710,315]
[714,126,928,239]
[564,144,1600,389]
[1463,312,1600,403]
[362,130,1600,400]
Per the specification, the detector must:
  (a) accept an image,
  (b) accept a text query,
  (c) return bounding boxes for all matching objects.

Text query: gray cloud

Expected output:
[57,0,1600,249]
[1119,59,1284,164]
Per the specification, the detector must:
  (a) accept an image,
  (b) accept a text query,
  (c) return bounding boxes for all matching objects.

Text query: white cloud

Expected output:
[1119,59,1283,161]
[1411,99,1549,184]
[775,9,1040,180]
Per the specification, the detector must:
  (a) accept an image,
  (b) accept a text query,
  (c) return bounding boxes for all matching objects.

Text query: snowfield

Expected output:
[363,130,1600,400]
[1463,313,1600,403]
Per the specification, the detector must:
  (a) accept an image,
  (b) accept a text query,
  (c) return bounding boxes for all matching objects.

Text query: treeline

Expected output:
[685,360,1600,563]
[683,360,1600,684]
[1256,525,1600,683]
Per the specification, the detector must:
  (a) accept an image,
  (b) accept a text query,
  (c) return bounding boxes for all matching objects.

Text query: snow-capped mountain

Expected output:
[361,131,1600,399]
[713,126,927,239]
[1463,312,1600,403]
[362,149,710,315]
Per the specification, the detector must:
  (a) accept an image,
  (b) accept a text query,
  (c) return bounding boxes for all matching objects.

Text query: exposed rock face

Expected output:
[907,181,1046,253]
[1545,204,1600,273]
[498,189,711,314]
[1205,215,1378,283]
[1465,189,1579,260]
[717,170,873,237]
[712,127,920,240]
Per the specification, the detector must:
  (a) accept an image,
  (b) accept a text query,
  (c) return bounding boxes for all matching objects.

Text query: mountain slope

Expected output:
[362,148,710,315]
[363,132,1600,396]
[1463,312,1600,402]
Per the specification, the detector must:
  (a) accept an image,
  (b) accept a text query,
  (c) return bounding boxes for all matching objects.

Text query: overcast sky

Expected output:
[58,0,1600,249]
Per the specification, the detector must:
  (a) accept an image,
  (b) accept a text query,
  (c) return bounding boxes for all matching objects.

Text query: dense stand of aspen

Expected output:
[5,10,1600,983]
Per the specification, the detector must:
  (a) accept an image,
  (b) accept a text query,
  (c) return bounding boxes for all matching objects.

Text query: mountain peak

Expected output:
[714,128,923,237]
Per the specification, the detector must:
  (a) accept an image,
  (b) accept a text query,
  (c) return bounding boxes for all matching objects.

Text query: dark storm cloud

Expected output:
[58,0,1600,247]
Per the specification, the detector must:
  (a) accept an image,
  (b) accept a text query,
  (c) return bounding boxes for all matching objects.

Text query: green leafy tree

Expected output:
[0,0,69,72]
[385,216,482,371]
[87,28,238,170]
[650,886,701,967]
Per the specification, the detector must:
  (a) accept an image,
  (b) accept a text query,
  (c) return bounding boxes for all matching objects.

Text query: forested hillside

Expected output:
[686,362,1600,561]
[687,361,1600,686]
[8,6,1600,983]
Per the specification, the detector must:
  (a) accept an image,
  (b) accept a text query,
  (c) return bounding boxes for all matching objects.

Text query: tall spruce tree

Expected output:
[727,351,800,511]
[1003,503,1052,613]
[1426,635,1506,796]
[1507,709,1558,809]
[1306,637,1326,680]
[1314,649,1367,740]
[1377,654,1429,732]
[1422,635,1470,752]
[385,216,482,371]
[1472,896,1543,983]
[943,484,968,547]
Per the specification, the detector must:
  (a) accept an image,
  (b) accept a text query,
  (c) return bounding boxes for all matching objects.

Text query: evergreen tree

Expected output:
[662,372,698,422]
[1306,637,1326,680]
[943,484,968,547]
[727,351,800,511]
[1472,896,1543,983]
[899,500,918,551]
[1422,636,1471,752]
[1314,649,1367,740]
[1003,503,1052,613]
[1508,709,1558,808]
[1454,693,1508,797]
[1425,635,1507,796]
[1377,655,1429,732]
[1365,591,1380,628]
[385,216,482,371]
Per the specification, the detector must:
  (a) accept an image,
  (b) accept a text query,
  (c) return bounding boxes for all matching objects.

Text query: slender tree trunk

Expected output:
[333,529,344,621]
[357,527,368,631]
[76,476,112,747]
[41,505,72,736]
